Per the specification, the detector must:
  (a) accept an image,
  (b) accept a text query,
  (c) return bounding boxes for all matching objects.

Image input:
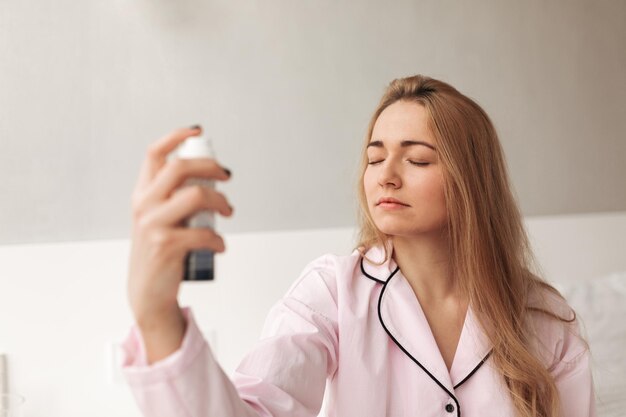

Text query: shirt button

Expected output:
[445,403,455,413]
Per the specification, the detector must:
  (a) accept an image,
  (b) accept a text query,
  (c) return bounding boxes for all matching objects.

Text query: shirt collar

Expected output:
[360,241,493,392]
[359,240,399,284]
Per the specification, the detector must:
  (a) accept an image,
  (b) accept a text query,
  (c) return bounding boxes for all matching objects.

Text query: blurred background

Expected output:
[0,1,624,416]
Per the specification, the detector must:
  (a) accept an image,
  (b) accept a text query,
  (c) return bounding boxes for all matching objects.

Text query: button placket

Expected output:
[445,403,455,413]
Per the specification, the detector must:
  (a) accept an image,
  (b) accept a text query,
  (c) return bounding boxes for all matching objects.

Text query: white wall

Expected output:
[525,211,626,285]
[1,211,625,416]
[2,0,626,245]
[0,227,356,416]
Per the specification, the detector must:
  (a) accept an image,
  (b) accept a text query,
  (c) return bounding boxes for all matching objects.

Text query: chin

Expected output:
[374,220,447,238]
[373,222,414,237]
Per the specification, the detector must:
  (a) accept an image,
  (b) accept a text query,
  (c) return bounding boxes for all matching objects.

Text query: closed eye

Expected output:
[367,160,430,166]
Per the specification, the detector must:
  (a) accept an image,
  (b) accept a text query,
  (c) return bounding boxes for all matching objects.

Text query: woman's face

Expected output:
[363,100,448,237]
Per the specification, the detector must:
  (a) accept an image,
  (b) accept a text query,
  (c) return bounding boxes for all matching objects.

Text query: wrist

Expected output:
[136,304,187,364]
[136,303,185,335]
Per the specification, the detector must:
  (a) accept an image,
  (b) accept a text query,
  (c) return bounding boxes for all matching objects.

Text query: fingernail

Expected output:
[189,124,201,131]
[223,167,232,177]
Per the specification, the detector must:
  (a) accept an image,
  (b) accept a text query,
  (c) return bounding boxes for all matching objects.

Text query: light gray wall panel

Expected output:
[1,0,624,245]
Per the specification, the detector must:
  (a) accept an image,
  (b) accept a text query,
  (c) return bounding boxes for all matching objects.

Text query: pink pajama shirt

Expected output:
[122,244,597,417]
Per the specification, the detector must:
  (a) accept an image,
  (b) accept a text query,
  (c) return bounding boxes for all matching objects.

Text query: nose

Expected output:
[377,160,401,189]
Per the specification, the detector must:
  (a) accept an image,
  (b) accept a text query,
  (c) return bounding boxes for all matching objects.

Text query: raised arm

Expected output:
[123,266,339,417]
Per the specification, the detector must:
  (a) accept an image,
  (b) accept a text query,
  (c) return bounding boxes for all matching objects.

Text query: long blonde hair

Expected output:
[355,74,585,417]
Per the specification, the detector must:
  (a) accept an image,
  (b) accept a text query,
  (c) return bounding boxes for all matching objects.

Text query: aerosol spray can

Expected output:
[176,134,216,281]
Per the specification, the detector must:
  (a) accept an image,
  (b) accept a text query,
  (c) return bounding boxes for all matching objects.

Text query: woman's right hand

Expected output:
[127,126,233,363]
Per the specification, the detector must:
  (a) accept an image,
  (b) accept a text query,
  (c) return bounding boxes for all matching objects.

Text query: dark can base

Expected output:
[183,250,214,281]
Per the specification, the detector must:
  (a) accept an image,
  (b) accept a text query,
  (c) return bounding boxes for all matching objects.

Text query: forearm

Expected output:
[123,307,261,417]
[137,304,186,364]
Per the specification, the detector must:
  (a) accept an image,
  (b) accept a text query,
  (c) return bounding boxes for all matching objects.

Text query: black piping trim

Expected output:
[453,350,492,389]
[377,272,461,416]
[363,254,491,416]
[360,256,393,284]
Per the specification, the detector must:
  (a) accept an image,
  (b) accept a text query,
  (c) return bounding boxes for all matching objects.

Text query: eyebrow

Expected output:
[367,140,437,151]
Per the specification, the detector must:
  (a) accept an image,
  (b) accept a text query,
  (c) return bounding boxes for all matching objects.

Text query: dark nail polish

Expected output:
[189,124,201,131]
[223,168,232,177]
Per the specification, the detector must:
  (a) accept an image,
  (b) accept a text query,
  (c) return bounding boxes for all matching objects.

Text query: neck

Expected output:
[391,232,458,303]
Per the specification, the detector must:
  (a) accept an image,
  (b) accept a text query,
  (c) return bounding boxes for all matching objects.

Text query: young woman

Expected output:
[122,75,596,417]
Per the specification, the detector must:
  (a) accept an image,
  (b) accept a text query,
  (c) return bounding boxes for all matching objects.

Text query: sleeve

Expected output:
[549,318,598,417]
[121,261,339,417]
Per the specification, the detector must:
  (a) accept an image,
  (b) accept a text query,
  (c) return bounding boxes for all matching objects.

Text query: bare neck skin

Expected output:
[391,233,465,307]
[391,233,469,371]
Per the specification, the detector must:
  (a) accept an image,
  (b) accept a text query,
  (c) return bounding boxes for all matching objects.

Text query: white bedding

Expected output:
[554,272,626,417]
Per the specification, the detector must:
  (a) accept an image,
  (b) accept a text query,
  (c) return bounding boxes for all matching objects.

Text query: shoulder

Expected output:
[281,249,362,319]
[525,283,590,373]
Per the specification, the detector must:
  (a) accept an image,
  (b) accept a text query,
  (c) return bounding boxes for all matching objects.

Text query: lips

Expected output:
[376,197,409,206]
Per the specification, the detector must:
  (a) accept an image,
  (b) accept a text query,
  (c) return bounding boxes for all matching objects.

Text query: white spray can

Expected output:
[176,134,216,281]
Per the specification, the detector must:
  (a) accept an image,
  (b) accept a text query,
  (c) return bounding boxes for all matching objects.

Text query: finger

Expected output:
[139,158,231,210]
[172,227,226,253]
[134,126,203,193]
[140,185,233,229]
